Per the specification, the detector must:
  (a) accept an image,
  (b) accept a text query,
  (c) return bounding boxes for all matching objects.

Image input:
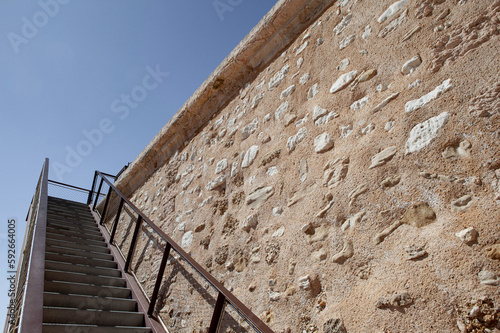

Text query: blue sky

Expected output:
[0,0,275,322]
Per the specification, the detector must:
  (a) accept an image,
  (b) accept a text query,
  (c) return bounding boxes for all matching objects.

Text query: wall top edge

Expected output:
[116,0,336,194]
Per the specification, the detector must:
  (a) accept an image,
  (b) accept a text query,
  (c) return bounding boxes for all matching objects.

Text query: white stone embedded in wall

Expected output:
[242,145,259,168]
[287,127,307,153]
[281,85,296,99]
[315,112,338,126]
[312,106,327,121]
[330,71,357,93]
[266,166,278,176]
[340,124,353,138]
[405,112,450,154]
[362,25,371,40]
[242,118,259,140]
[350,96,369,110]
[401,55,422,75]
[314,133,334,153]
[405,79,453,113]
[215,159,228,174]
[377,0,409,23]
[369,146,397,169]
[333,13,353,35]
[251,92,264,109]
[268,64,290,90]
[339,34,356,49]
[299,73,311,85]
[308,83,319,100]
[230,161,238,177]
[181,174,195,190]
[275,101,289,120]
[181,231,193,248]
[297,57,304,68]
[371,92,400,113]
[206,175,226,191]
[296,41,308,55]
[337,58,350,71]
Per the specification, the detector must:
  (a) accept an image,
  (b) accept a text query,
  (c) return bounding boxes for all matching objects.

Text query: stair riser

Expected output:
[44,307,144,326]
[46,246,113,261]
[45,260,121,278]
[46,233,106,247]
[45,270,126,288]
[44,281,131,298]
[46,239,109,253]
[42,325,152,333]
[45,253,117,269]
[44,293,136,312]
[47,221,100,232]
[46,229,104,242]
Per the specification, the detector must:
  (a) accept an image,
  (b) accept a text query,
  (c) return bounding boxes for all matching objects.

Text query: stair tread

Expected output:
[42,324,151,333]
[44,292,137,311]
[44,281,131,298]
[45,269,126,287]
[43,306,145,326]
[45,198,148,331]
[45,260,121,277]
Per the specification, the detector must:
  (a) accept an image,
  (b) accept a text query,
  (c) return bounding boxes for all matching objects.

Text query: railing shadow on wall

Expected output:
[89,170,274,333]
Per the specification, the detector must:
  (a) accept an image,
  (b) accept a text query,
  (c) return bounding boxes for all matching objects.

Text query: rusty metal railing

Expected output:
[90,170,274,333]
[6,158,49,333]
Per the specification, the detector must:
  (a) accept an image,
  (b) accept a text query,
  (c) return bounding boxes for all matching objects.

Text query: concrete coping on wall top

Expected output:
[115,0,336,196]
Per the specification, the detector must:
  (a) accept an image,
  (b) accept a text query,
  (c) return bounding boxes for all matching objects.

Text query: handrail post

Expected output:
[148,242,171,316]
[208,293,226,333]
[87,171,98,205]
[110,198,124,244]
[100,186,112,225]
[93,177,104,211]
[125,215,142,272]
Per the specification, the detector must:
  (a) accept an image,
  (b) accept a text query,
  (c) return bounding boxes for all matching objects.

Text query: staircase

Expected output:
[42,196,151,332]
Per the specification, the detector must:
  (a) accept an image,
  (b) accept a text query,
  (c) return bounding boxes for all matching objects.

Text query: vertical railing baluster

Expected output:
[125,215,142,272]
[148,242,172,316]
[100,186,112,225]
[110,198,124,244]
[87,171,98,205]
[92,177,104,211]
[208,293,226,333]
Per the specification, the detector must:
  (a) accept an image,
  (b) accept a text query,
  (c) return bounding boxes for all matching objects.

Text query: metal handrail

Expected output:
[6,158,49,333]
[93,170,274,333]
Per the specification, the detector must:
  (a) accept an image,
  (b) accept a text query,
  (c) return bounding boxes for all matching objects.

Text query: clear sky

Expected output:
[0,0,276,323]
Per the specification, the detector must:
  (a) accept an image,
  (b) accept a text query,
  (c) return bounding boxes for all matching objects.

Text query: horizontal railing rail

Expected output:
[48,180,90,204]
[92,170,274,333]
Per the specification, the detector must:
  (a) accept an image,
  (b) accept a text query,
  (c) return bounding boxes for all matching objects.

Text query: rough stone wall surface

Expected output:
[114,0,500,332]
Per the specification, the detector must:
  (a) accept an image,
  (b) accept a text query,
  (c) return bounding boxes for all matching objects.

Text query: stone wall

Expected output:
[113,0,500,332]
